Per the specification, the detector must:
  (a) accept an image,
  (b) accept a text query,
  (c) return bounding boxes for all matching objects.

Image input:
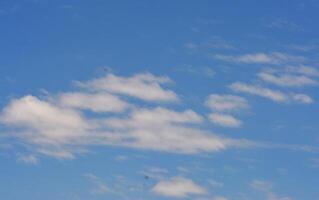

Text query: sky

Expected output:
[0,0,319,200]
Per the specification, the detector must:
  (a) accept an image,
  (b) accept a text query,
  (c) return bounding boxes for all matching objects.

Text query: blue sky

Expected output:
[1,1,319,200]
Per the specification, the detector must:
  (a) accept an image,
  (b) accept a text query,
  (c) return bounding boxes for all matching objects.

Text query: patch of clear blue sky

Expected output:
[0,0,319,199]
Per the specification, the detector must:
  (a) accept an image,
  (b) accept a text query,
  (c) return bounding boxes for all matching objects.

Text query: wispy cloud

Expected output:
[16,154,38,165]
[229,82,313,104]
[258,71,318,87]
[213,52,305,65]
[84,173,109,195]
[251,180,292,200]
[267,19,304,32]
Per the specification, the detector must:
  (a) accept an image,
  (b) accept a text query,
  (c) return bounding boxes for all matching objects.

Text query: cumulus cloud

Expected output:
[0,72,314,159]
[208,113,242,128]
[205,94,248,112]
[104,107,250,154]
[213,52,304,65]
[229,82,313,104]
[152,177,207,198]
[0,73,255,159]
[76,72,179,102]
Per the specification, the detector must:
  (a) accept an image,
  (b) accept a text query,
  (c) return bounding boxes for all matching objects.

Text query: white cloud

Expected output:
[258,72,317,87]
[230,82,287,102]
[0,72,313,159]
[205,94,248,112]
[104,107,251,154]
[208,113,242,128]
[76,72,179,102]
[0,95,95,159]
[0,95,92,142]
[152,177,207,198]
[58,92,130,113]
[213,52,304,65]
[229,82,313,104]
[0,96,253,158]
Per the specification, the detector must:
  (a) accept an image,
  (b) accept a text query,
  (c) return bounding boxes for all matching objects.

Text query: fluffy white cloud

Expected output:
[0,95,94,158]
[258,72,317,87]
[0,96,253,158]
[205,94,248,112]
[208,113,242,128]
[58,92,130,113]
[104,107,250,154]
[1,72,312,159]
[76,72,179,102]
[213,52,304,64]
[152,177,207,198]
[229,82,313,104]
[0,95,92,143]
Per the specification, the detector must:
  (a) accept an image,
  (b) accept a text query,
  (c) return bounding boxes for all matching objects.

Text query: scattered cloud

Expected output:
[229,82,313,104]
[208,113,242,128]
[213,52,305,65]
[152,177,207,198]
[0,72,316,159]
[0,73,256,159]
